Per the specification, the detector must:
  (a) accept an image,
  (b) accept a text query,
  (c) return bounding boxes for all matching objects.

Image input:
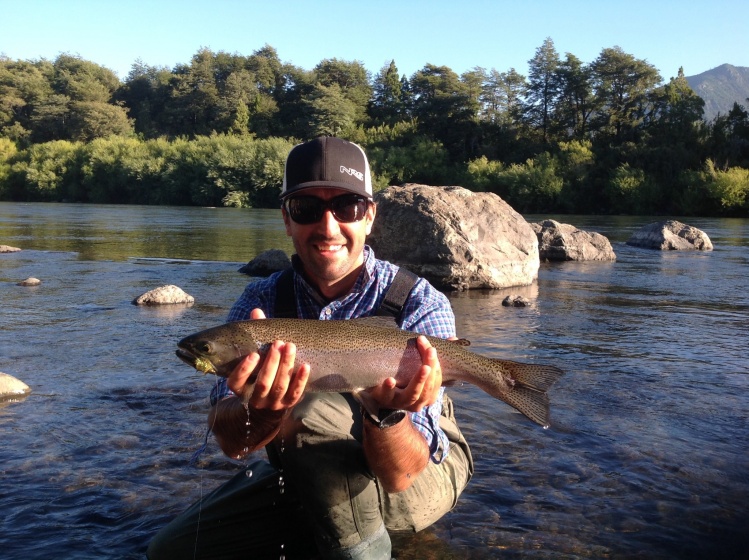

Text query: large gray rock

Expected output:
[532,220,616,261]
[627,220,713,251]
[133,285,195,306]
[368,184,539,290]
[239,249,291,276]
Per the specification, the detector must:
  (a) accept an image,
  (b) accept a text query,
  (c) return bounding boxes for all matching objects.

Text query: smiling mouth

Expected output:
[315,244,343,252]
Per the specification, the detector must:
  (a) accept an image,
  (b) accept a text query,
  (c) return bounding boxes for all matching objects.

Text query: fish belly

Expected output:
[296,346,423,392]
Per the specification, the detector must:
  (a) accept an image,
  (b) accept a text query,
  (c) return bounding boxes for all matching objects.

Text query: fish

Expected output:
[176,317,564,428]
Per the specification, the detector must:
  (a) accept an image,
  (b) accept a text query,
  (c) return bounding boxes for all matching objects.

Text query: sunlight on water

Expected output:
[1,203,747,558]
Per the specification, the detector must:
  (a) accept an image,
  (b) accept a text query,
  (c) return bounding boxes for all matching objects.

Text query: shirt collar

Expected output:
[290,245,375,305]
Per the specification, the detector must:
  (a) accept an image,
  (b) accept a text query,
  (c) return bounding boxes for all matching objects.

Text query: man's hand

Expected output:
[363,335,445,412]
[226,308,309,412]
[210,308,309,458]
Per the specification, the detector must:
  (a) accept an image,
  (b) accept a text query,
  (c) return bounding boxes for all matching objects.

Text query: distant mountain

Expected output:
[685,64,749,121]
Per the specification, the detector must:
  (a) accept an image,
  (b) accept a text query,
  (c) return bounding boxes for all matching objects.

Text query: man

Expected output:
[148,137,473,560]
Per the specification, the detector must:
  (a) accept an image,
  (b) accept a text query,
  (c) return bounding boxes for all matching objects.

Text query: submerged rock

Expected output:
[502,295,531,307]
[627,220,713,251]
[239,249,291,276]
[368,184,539,290]
[0,372,31,398]
[1,245,21,253]
[17,277,41,286]
[133,285,195,306]
[532,220,616,261]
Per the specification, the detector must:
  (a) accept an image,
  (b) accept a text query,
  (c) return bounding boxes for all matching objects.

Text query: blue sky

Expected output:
[3,0,747,81]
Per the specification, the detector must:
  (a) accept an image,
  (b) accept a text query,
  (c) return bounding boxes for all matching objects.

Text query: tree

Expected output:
[525,37,560,145]
[645,67,705,188]
[314,58,372,127]
[304,83,358,137]
[116,60,174,138]
[554,53,595,140]
[589,46,661,143]
[164,48,221,136]
[68,101,133,141]
[409,64,479,161]
[708,101,749,168]
[0,58,53,143]
[369,60,406,126]
[52,54,120,103]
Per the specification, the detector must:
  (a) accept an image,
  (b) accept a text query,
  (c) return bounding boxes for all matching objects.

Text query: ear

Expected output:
[365,202,376,236]
[281,206,293,236]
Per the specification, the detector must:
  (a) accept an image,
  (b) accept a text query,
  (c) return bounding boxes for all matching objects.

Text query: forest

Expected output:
[1,39,748,216]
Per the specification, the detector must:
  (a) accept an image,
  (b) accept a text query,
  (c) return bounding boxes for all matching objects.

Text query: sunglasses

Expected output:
[284,194,370,225]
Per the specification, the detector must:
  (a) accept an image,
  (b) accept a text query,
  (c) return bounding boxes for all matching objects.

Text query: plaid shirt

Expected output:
[216,245,455,463]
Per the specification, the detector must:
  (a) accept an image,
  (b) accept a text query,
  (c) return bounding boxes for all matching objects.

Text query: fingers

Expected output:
[250,308,266,320]
[229,339,308,412]
[365,336,443,412]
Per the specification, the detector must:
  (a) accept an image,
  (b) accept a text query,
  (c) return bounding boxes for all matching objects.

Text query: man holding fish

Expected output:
[149,136,476,559]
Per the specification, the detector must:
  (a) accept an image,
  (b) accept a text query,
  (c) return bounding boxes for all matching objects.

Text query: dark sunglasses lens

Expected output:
[286,196,368,224]
[286,197,323,225]
[331,196,368,222]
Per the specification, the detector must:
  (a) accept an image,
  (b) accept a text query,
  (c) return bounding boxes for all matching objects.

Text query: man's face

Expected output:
[282,187,376,297]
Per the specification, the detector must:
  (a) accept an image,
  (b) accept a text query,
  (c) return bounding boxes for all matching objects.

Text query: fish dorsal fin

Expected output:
[450,338,471,347]
[348,316,399,329]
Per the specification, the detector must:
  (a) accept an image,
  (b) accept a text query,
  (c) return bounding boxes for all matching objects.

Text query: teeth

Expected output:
[317,245,343,251]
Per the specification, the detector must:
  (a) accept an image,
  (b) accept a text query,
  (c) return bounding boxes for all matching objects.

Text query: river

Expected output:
[1,202,747,559]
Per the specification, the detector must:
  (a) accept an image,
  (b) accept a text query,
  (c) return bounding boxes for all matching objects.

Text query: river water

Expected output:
[0,202,747,559]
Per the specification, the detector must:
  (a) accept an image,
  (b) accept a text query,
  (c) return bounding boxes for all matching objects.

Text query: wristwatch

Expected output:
[362,407,407,429]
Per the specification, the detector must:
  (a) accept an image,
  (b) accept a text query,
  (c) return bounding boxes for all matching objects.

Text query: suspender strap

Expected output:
[273,266,418,320]
[273,268,297,318]
[376,267,419,320]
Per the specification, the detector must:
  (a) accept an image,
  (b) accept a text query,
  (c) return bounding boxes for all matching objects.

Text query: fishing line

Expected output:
[192,375,222,560]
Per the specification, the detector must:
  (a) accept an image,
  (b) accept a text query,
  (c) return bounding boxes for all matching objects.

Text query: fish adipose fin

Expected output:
[501,361,564,428]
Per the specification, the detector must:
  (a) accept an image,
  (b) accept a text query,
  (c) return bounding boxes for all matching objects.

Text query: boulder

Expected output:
[627,220,713,251]
[368,184,539,290]
[239,249,291,276]
[1,245,21,253]
[0,372,31,398]
[133,285,195,306]
[531,220,616,261]
[18,277,42,286]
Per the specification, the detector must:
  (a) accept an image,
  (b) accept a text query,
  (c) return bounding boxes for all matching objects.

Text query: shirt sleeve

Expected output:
[398,277,456,464]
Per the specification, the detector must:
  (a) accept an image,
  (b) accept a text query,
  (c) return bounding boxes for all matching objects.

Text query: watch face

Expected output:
[379,410,407,428]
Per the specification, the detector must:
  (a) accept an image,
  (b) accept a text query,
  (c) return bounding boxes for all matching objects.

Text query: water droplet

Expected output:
[245,469,253,478]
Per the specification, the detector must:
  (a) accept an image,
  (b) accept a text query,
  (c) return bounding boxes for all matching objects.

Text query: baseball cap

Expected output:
[281,137,373,199]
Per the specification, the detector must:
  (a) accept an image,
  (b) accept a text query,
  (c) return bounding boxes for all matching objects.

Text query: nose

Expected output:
[318,208,341,236]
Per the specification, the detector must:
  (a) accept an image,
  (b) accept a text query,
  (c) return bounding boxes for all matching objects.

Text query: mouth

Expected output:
[314,243,345,253]
[176,348,217,374]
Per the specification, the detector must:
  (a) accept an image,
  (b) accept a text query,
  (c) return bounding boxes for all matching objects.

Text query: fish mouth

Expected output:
[176,348,217,374]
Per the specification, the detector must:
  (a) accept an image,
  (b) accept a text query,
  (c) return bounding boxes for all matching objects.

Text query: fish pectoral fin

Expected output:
[352,390,380,420]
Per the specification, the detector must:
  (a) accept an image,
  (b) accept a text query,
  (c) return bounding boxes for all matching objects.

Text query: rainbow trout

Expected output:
[176,318,564,428]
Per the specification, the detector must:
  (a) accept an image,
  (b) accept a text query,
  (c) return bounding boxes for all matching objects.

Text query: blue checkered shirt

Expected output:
[215,245,455,463]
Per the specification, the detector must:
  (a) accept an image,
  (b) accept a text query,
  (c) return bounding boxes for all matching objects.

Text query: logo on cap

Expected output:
[340,165,364,182]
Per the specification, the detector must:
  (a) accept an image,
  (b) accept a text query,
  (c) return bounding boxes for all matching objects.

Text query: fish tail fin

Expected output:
[491,360,564,428]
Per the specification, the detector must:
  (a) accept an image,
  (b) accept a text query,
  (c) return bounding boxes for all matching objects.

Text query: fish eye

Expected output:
[197,341,213,354]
